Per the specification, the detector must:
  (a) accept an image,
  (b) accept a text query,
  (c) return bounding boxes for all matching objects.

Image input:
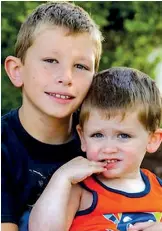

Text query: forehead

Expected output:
[83,109,143,129]
[32,24,96,54]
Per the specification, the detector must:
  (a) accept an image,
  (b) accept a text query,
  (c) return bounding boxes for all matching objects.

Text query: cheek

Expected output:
[123,146,144,164]
[129,141,147,154]
[27,60,50,81]
[76,76,93,94]
[86,149,99,161]
[122,147,138,158]
[31,68,49,87]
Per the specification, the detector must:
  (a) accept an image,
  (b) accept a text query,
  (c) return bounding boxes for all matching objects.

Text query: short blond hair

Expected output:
[80,67,162,132]
[15,1,103,72]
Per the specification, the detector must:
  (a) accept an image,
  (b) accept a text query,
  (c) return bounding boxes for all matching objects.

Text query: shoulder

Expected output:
[2,109,29,178]
[1,109,19,140]
[1,113,30,225]
[141,168,162,187]
[2,110,18,161]
[1,108,18,123]
[2,109,22,153]
[2,111,11,136]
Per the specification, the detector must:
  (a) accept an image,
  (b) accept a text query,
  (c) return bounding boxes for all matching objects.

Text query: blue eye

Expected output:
[118,133,131,139]
[91,133,103,138]
[44,59,58,63]
[75,64,88,70]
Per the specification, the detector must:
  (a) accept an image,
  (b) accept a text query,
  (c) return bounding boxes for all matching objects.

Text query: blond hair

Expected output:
[15,1,103,71]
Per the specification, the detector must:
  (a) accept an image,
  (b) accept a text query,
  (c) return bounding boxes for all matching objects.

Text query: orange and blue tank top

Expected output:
[69,169,162,231]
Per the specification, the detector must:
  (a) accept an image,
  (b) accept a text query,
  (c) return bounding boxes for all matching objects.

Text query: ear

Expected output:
[146,128,162,153]
[76,124,87,152]
[4,56,23,88]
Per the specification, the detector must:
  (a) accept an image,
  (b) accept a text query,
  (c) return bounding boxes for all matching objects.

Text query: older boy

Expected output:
[33,67,162,231]
[1,2,102,231]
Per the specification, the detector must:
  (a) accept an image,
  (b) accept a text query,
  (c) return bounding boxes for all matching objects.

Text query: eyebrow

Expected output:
[78,57,94,64]
[51,50,60,55]
[47,49,94,68]
[50,50,91,59]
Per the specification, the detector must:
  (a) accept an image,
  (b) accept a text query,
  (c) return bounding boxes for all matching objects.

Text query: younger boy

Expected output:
[1,2,103,231]
[35,67,162,231]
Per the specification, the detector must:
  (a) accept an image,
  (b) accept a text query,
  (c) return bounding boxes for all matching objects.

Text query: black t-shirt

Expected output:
[1,109,85,228]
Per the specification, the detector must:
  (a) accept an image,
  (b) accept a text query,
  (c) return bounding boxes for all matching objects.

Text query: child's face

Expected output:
[19,26,95,118]
[78,109,155,179]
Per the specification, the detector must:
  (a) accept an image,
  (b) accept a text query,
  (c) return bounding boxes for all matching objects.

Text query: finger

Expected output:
[127,225,138,231]
[132,222,155,230]
[128,228,138,231]
[89,165,107,174]
[89,160,107,167]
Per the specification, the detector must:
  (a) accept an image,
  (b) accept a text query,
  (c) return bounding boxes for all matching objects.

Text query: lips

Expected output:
[100,159,120,170]
[102,159,121,170]
[45,92,75,99]
[100,159,121,164]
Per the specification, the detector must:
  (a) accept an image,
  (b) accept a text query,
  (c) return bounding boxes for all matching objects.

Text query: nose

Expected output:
[102,141,118,154]
[102,146,118,154]
[56,68,72,86]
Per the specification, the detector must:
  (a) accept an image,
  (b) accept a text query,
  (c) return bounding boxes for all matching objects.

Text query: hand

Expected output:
[128,221,162,231]
[55,156,106,184]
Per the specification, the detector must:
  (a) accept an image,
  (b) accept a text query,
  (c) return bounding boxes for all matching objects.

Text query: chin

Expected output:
[41,108,71,118]
[102,170,122,179]
[48,113,71,119]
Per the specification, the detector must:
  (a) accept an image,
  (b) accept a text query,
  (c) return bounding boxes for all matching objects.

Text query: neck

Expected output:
[97,171,145,193]
[19,106,73,144]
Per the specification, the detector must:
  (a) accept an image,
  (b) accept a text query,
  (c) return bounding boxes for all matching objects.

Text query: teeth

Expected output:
[106,160,118,163]
[55,94,61,98]
[60,95,66,99]
[49,93,71,99]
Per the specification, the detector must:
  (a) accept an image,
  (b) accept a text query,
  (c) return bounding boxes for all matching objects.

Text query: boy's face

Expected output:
[77,109,161,179]
[18,26,95,118]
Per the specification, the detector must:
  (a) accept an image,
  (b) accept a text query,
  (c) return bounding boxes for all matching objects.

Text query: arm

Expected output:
[29,170,74,231]
[1,223,18,231]
[128,222,162,231]
[29,156,106,231]
[66,184,82,230]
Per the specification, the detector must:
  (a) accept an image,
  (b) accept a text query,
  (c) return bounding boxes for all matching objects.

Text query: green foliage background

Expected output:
[2,1,162,114]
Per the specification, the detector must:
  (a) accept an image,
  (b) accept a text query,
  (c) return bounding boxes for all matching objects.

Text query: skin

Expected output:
[128,221,162,231]
[3,25,96,231]
[5,26,96,144]
[1,224,18,231]
[78,110,155,189]
[30,109,162,231]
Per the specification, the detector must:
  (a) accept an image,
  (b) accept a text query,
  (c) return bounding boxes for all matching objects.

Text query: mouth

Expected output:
[45,92,75,100]
[100,159,121,170]
[101,159,122,171]
[100,159,120,164]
